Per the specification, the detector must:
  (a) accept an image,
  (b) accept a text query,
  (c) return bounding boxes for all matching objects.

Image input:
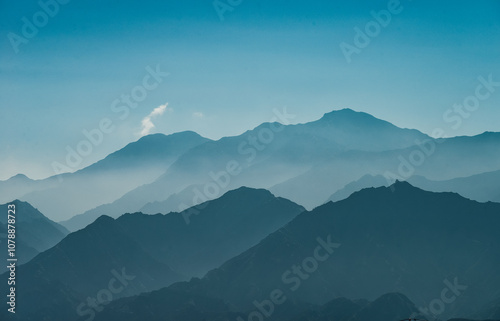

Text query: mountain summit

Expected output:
[149,182,500,318]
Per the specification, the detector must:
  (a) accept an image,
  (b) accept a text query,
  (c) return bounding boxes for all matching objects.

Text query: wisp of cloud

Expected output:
[140,103,172,136]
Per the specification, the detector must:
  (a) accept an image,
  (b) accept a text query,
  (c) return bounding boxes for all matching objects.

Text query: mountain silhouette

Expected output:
[408,169,500,203]
[61,109,435,230]
[0,214,181,321]
[0,187,304,320]
[140,182,500,319]
[0,131,210,221]
[270,131,500,208]
[325,170,500,205]
[0,200,68,267]
[60,110,500,230]
[325,174,392,203]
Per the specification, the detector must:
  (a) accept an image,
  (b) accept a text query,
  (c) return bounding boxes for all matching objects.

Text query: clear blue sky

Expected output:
[0,0,499,180]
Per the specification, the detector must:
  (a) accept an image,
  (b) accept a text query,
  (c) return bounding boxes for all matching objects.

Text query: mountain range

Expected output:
[326,170,500,204]
[2,109,500,320]
[150,181,500,319]
[0,187,303,320]
[5,182,499,320]
[0,131,210,221]
[46,109,500,232]
[2,109,500,232]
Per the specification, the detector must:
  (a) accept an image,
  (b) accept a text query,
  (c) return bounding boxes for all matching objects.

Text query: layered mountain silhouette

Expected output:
[12,215,181,321]
[105,182,500,320]
[326,174,393,203]
[0,131,210,221]
[139,183,206,214]
[326,170,500,204]
[408,169,500,203]
[0,187,303,320]
[56,110,500,231]
[58,109,432,230]
[3,182,500,320]
[0,174,38,205]
[271,131,500,208]
[3,109,500,321]
[0,200,68,267]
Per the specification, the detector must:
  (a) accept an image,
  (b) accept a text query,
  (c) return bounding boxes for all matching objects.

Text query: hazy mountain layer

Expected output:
[325,170,500,205]
[61,109,434,230]
[0,187,304,320]
[271,132,500,208]
[0,131,210,221]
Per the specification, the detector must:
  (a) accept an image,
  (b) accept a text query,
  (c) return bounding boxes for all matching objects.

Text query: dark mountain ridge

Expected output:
[0,200,68,266]
[154,182,500,318]
[0,187,304,320]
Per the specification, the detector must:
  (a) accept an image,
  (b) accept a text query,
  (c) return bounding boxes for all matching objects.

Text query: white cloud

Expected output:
[192,112,204,118]
[139,103,172,136]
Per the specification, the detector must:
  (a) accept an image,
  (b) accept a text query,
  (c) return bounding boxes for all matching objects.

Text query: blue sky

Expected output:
[0,0,499,180]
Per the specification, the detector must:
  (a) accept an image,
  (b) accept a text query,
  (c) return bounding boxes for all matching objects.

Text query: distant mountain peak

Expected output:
[133,130,206,145]
[172,130,204,137]
[5,199,37,210]
[89,215,116,228]
[78,129,211,176]
[391,180,415,189]
[7,173,31,181]
[323,108,360,115]
[320,108,377,121]
[343,179,468,206]
[382,180,424,196]
[94,214,115,223]
[139,130,203,140]
[184,187,292,216]
[339,180,423,204]
[477,131,500,138]
[1,200,65,225]
[223,186,274,197]
[314,108,403,132]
